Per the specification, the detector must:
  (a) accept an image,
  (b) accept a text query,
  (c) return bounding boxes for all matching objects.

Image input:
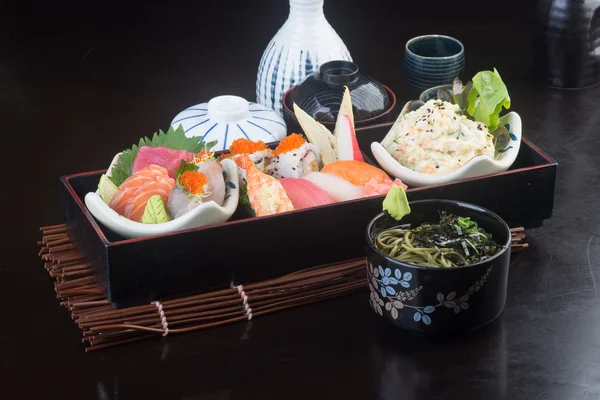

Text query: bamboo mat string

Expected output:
[38,224,528,352]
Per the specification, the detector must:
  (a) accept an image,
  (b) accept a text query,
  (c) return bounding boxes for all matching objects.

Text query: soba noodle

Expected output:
[375,213,502,268]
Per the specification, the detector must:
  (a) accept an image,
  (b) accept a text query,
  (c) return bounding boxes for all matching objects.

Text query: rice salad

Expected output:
[385,99,495,174]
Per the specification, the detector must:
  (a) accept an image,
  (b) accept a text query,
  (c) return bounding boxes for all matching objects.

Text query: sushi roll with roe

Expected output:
[267,133,322,179]
[226,138,274,185]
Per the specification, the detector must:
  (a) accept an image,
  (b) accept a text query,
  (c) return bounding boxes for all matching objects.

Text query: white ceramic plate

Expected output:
[371,101,522,187]
[84,158,240,239]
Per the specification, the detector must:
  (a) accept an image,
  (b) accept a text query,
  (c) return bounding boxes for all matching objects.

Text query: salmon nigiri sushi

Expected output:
[109,165,175,222]
[320,160,391,187]
[239,155,294,216]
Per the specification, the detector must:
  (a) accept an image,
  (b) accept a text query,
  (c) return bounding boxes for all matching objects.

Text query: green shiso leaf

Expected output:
[141,195,171,224]
[383,185,411,221]
[108,124,218,187]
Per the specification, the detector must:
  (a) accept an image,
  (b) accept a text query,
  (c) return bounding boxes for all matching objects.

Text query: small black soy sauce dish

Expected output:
[284,60,393,127]
[365,200,511,334]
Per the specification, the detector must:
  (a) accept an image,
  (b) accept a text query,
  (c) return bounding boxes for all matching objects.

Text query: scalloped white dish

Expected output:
[84,158,239,239]
[371,101,522,187]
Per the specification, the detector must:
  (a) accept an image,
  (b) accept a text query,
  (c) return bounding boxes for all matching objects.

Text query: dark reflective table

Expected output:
[3,0,600,399]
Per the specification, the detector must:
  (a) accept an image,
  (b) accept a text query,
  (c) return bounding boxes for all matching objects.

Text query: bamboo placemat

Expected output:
[38,224,528,352]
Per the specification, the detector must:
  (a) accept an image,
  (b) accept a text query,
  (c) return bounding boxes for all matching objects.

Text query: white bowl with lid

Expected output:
[171,95,287,151]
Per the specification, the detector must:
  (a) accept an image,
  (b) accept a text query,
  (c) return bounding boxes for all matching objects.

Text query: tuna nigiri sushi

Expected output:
[301,172,365,202]
[279,178,337,210]
[267,134,321,179]
[241,155,294,216]
[321,160,391,187]
[109,165,176,222]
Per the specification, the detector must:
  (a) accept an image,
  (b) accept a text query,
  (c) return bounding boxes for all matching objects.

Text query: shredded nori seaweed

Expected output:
[410,212,502,265]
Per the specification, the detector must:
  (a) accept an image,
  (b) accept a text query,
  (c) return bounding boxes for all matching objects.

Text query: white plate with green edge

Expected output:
[371,101,522,187]
[84,156,240,239]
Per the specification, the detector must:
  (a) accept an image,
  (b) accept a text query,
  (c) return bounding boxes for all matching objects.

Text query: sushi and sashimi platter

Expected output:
[85,88,404,237]
[60,81,557,308]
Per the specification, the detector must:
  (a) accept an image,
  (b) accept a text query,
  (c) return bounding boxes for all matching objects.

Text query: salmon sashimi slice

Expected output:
[241,155,294,216]
[109,165,175,222]
[320,160,391,187]
[110,165,171,210]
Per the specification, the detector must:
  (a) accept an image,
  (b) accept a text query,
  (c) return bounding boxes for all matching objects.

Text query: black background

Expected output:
[6,1,600,399]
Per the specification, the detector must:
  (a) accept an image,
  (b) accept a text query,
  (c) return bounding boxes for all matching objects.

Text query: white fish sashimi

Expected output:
[195,159,226,206]
[167,159,226,219]
[167,187,205,219]
[301,172,364,202]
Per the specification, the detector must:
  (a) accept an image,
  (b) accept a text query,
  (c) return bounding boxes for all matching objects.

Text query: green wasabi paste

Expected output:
[142,195,171,224]
[383,185,411,221]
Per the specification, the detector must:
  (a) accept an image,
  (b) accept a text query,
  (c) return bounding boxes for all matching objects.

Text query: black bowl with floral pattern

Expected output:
[365,200,511,334]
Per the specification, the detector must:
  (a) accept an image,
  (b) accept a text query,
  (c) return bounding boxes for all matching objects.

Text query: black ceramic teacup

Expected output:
[365,200,511,334]
[404,35,465,93]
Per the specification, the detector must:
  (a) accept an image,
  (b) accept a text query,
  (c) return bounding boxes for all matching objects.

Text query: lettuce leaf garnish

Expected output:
[108,125,217,187]
[466,68,510,131]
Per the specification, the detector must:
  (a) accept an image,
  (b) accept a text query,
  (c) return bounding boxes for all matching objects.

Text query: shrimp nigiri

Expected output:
[238,155,294,216]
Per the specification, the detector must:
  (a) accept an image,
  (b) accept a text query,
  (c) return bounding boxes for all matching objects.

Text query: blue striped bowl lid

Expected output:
[171,95,287,151]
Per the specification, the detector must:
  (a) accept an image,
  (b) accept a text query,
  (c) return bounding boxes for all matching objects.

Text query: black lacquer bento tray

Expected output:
[60,122,557,308]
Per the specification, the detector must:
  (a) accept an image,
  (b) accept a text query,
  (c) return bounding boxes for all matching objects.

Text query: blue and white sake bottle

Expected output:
[256,0,352,116]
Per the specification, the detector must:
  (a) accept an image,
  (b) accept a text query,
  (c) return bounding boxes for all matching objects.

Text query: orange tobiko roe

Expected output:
[197,151,212,159]
[229,138,268,155]
[179,171,209,195]
[274,133,306,156]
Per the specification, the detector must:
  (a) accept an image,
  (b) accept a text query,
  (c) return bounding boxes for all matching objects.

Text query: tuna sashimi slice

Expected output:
[279,178,337,210]
[132,146,196,179]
